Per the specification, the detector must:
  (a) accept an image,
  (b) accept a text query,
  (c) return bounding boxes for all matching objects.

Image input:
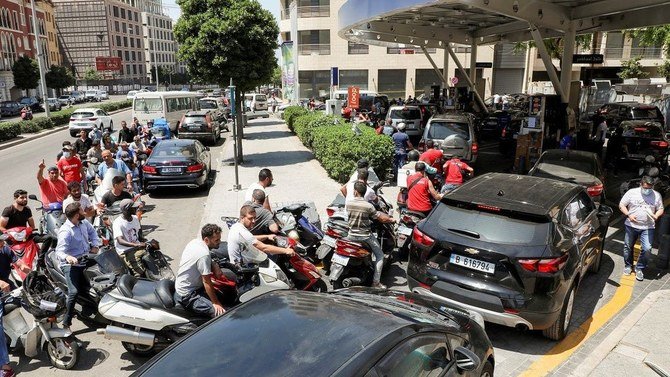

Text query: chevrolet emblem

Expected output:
[464,248,480,255]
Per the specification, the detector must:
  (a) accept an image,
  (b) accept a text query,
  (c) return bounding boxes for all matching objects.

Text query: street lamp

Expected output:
[30,0,49,117]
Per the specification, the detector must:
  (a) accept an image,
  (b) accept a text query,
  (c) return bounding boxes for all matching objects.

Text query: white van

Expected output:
[132,91,201,132]
[244,93,269,119]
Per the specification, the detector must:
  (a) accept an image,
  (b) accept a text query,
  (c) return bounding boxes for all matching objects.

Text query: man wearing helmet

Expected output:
[392,122,413,176]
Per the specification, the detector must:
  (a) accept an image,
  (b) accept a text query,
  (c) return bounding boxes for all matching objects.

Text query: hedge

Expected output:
[0,123,20,141]
[289,112,394,183]
[282,106,308,132]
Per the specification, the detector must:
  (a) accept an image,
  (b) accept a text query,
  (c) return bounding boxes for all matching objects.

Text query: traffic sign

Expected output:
[331,67,339,86]
[451,77,459,85]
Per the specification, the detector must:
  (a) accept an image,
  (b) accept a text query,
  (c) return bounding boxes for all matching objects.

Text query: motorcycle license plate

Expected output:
[398,225,413,236]
[322,235,336,248]
[331,253,349,266]
[449,254,495,274]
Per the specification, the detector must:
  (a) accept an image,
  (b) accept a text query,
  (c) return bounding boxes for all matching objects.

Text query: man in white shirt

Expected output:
[174,224,226,317]
[227,205,295,265]
[244,168,273,210]
[112,199,145,277]
[593,118,608,158]
[62,181,95,220]
[340,168,377,210]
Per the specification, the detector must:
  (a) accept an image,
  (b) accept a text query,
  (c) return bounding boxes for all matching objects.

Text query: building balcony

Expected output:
[298,43,330,56]
[604,47,663,60]
[281,5,330,20]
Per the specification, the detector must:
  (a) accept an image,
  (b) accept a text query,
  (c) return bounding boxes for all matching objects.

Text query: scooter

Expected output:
[274,203,325,265]
[141,239,175,281]
[4,226,40,283]
[3,272,79,369]
[396,209,426,260]
[329,233,396,289]
[42,246,128,325]
[28,194,65,239]
[20,108,33,121]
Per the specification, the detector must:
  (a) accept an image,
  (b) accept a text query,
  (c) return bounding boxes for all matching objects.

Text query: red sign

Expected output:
[347,86,360,109]
[95,56,122,71]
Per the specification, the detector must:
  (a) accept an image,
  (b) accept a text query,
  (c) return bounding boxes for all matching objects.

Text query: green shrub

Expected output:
[34,117,54,129]
[282,106,308,131]
[292,113,320,148]
[0,122,21,141]
[20,121,41,133]
[50,108,75,126]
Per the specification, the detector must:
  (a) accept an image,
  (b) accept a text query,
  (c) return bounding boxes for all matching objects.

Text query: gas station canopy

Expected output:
[338,0,670,48]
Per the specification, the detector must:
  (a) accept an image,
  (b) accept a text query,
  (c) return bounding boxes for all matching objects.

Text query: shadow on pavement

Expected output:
[249,130,294,140]
[243,150,315,167]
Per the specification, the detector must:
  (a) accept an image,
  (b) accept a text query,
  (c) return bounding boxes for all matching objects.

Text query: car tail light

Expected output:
[88,117,97,121]
[142,165,157,174]
[651,140,669,148]
[335,239,369,257]
[501,128,507,138]
[418,139,425,152]
[69,118,75,121]
[471,142,478,155]
[401,214,414,225]
[187,163,205,173]
[477,204,501,212]
[418,282,432,290]
[326,206,337,217]
[518,254,569,273]
[587,184,603,197]
[412,227,434,247]
[325,227,341,238]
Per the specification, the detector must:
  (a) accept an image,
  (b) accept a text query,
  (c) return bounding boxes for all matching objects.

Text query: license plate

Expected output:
[76,123,89,127]
[322,235,336,248]
[629,153,645,159]
[161,167,181,174]
[512,134,518,139]
[449,254,495,274]
[331,253,349,266]
[189,126,202,131]
[398,225,413,236]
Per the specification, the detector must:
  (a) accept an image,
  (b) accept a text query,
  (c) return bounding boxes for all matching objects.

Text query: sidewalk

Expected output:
[200,116,341,234]
[571,290,670,377]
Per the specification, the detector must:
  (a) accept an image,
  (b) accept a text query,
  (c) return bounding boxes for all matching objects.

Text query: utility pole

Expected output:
[229,79,241,190]
[30,0,49,117]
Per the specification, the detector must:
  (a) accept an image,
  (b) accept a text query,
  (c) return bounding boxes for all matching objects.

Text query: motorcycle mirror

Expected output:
[28,194,38,201]
[241,246,268,264]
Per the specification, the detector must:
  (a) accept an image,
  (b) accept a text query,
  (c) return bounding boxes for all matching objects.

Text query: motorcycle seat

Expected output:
[403,210,427,220]
[277,203,307,216]
[117,274,175,309]
[47,251,63,273]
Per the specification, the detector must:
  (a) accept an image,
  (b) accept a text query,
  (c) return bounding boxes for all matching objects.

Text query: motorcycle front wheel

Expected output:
[47,336,79,370]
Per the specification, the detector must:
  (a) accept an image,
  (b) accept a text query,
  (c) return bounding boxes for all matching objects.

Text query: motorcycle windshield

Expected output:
[95,248,127,275]
[242,246,267,264]
[100,168,123,192]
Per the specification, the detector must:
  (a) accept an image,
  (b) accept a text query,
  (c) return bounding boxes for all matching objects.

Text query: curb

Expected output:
[0,107,133,151]
[199,134,233,229]
[570,289,669,377]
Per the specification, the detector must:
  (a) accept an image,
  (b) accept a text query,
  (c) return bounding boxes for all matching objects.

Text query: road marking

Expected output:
[518,268,636,377]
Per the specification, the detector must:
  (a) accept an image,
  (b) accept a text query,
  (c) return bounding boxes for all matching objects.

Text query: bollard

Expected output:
[654,213,670,248]
[657,234,670,270]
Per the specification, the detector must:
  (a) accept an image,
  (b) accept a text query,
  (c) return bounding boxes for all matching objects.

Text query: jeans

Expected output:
[0,303,8,366]
[62,264,86,327]
[623,225,652,271]
[349,234,384,284]
[393,153,407,177]
[440,183,461,194]
[175,288,216,318]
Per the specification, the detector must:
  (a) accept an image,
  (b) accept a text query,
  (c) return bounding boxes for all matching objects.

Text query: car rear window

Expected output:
[536,156,597,176]
[389,108,421,120]
[152,143,196,158]
[19,98,31,104]
[72,112,95,118]
[427,121,470,141]
[433,203,550,246]
[59,95,70,99]
[86,90,97,95]
[631,107,662,120]
[134,98,163,112]
[254,95,267,102]
[183,115,208,124]
[623,124,663,138]
[199,100,217,109]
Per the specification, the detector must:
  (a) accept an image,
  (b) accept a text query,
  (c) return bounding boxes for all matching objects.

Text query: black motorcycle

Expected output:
[620,155,670,197]
[274,203,324,265]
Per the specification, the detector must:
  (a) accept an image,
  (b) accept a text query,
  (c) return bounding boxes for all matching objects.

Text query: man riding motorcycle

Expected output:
[112,199,146,277]
[441,154,474,194]
[406,162,442,217]
[227,205,295,265]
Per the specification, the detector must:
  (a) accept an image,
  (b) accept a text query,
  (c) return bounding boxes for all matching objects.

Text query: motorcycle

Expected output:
[274,203,325,265]
[620,155,670,197]
[29,194,65,239]
[42,246,128,325]
[396,209,426,260]
[3,272,79,369]
[20,108,33,121]
[329,233,396,289]
[84,157,101,196]
[4,226,40,283]
[141,239,175,281]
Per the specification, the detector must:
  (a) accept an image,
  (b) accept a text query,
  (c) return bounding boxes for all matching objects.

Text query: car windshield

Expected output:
[623,124,663,138]
[19,98,31,104]
[199,100,217,109]
[535,155,597,177]
[134,98,163,112]
[632,107,662,120]
[182,115,207,125]
[72,112,95,118]
[255,95,267,101]
[152,143,196,159]
[427,121,470,141]
[389,108,421,119]
[434,203,550,245]
[86,90,97,95]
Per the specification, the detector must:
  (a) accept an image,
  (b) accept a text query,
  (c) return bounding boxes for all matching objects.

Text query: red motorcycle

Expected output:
[4,226,39,282]
[275,235,327,292]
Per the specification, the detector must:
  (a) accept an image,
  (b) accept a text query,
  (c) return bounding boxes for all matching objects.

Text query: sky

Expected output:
[162,0,281,22]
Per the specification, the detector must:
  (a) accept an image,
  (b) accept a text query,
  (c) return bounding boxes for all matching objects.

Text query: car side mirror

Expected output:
[453,346,481,372]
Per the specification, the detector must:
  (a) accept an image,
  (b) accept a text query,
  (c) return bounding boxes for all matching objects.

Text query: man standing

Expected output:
[559,128,576,150]
[37,160,68,206]
[619,176,664,281]
[406,163,442,216]
[346,182,395,289]
[227,205,294,265]
[54,202,101,329]
[593,118,608,158]
[246,190,279,235]
[112,199,145,277]
[174,224,226,317]
[441,155,474,194]
[0,190,35,232]
[244,168,273,210]
[57,145,84,185]
[392,123,413,175]
[118,121,135,144]
[73,130,92,158]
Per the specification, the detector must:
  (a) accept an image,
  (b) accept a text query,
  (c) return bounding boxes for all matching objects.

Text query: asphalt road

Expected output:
[3,108,226,375]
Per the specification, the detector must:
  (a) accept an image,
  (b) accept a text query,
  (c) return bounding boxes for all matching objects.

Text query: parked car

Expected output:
[177,110,222,145]
[68,108,113,137]
[18,96,42,112]
[245,93,268,112]
[141,138,211,192]
[46,98,62,112]
[386,105,423,136]
[130,289,494,377]
[596,102,665,130]
[99,90,109,100]
[85,90,102,102]
[0,101,21,116]
[70,91,85,103]
[57,94,75,106]
[528,149,606,206]
[408,173,613,340]
[127,90,139,100]
[619,121,670,162]
[211,89,222,97]
[418,112,478,165]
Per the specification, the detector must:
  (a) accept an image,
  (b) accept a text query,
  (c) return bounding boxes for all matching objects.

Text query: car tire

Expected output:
[543,283,576,340]
[589,239,604,274]
[480,360,494,377]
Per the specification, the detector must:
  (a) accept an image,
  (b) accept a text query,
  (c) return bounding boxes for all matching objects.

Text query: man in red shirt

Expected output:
[441,155,474,194]
[37,159,68,205]
[419,140,444,174]
[406,162,442,216]
[57,145,84,185]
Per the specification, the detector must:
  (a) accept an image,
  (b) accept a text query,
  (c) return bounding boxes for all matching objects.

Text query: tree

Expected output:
[12,56,39,91]
[149,65,172,87]
[271,65,282,87]
[626,26,670,57]
[658,60,670,80]
[83,68,102,82]
[45,65,75,95]
[175,0,279,161]
[618,56,649,79]
[513,34,593,68]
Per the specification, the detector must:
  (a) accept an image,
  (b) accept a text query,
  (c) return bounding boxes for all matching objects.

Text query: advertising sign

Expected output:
[281,42,296,101]
[95,56,122,71]
[348,86,360,109]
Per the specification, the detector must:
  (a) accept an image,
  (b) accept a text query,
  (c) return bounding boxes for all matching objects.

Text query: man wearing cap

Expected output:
[55,140,73,162]
[37,159,68,206]
[73,130,92,158]
[113,199,146,277]
[392,122,413,176]
[118,121,135,144]
[54,202,101,329]
[619,176,664,282]
[57,144,84,185]
[97,149,132,191]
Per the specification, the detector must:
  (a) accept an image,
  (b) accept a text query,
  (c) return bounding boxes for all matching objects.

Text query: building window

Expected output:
[125,51,130,61]
[116,35,121,46]
[123,37,128,47]
[131,51,136,60]
[135,25,139,35]
[415,69,442,94]
[113,6,119,17]
[126,65,130,74]
[298,70,330,99]
[133,65,137,74]
[122,23,127,33]
[130,38,134,48]
[347,41,368,55]
[631,37,662,59]
[378,69,407,99]
[605,32,624,59]
[121,8,125,19]
[339,70,368,89]
[115,21,119,32]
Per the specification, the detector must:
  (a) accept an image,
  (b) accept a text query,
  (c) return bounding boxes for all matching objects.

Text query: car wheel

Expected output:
[543,283,576,340]
[479,361,494,377]
[589,239,604,274]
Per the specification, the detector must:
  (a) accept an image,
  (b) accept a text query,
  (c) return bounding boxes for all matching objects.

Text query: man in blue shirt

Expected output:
[392,123,413,176]
[97,149,133,192]
[54,202,101,329]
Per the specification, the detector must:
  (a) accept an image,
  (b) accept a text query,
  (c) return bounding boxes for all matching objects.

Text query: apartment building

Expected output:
[279,0,495,100]
[0,0,49,100]
[41,0,62,67]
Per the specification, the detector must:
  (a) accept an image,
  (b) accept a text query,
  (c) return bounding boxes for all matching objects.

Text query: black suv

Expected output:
[407,173,613,340]
[596,102,664,129]
[177,110,221,145]
[18,96,42,112]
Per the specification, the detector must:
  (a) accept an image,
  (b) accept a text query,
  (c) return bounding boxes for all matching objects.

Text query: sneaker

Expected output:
[372,282,387,290]
[636,270,644,281]
[1,368,15,377]
[623,266,632,275]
